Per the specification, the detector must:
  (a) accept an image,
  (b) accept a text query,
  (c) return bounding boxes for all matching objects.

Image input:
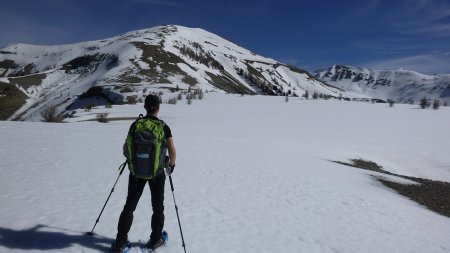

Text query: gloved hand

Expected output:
[165,164,175,175]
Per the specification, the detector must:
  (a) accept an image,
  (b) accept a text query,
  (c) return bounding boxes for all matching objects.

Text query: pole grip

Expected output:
[169,175,175,192]
[119,161,127,175]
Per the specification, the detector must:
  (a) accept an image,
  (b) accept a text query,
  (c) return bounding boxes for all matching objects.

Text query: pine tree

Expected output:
[432,99,440,110]
[303,90,309,100]
[420,97,429,109]
[187,93,192,105]
[312,92,318,99]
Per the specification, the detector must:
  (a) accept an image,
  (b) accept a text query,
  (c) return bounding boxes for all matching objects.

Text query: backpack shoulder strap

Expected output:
[128,114,144,135]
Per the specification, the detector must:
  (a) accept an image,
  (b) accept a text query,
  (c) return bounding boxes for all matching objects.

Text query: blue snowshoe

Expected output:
[110,241,131,253]
[141,231,168,252]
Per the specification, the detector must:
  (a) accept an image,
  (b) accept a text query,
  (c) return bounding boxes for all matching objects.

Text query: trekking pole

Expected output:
[86,160,127,236]
[167,171,187,253]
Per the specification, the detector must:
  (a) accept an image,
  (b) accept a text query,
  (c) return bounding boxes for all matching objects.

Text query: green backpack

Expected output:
[126,116,167,179]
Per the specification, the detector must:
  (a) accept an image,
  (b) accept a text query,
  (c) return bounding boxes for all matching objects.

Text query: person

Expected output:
[112,94,176,253]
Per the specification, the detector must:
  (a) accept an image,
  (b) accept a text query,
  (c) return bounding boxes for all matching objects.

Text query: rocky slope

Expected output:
[0,25,341,121]
[315,65,450,104]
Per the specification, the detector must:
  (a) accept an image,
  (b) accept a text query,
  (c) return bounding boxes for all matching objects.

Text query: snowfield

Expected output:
[1,93,450,253]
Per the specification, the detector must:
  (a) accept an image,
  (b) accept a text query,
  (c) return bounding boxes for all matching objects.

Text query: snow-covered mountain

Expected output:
[0,25,341,121]
[315,65,450,104]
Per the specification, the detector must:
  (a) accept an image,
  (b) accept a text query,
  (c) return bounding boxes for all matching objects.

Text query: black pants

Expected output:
[116,173,166,246]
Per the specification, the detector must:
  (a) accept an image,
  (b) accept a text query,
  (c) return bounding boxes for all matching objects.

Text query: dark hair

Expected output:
[144,94,160,114]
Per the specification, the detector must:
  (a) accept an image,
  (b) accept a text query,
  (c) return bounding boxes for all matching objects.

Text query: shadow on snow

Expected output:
[0,224,112,251]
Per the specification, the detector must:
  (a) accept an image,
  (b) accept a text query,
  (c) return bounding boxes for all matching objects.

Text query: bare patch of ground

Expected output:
[333,159,450,218]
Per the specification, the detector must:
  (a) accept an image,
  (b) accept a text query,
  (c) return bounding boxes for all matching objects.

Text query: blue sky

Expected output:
[1,0,450,74]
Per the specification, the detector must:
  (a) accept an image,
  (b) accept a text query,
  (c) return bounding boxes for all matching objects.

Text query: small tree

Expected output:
[168,97,178,105]
[197,89,204,100]
[187,94,192,105]
[432,99,440,110]
[177,92,183,100]
[41,106,64,123]
[303,90,309,100]
[285,95,289,102]
[85,102,96,112]
[126,96,137,105]
[96,113,109,123]
[312,92,318,99]
[420,97,430,109]
[387,99,394,107]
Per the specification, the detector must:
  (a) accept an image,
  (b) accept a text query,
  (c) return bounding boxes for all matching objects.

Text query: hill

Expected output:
[0,25,341,121]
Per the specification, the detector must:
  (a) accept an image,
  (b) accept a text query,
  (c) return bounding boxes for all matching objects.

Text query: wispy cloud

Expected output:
[412,23,450,37]
[362,52,450,75]
[355,38,425,55]
[384,0,450,37]
[131,0,184,8]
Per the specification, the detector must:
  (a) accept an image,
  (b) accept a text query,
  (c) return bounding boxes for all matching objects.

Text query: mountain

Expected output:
[0,25,342,121]
[314,65,450,104]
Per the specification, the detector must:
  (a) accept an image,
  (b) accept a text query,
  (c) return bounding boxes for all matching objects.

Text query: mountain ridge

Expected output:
[0,25,342,121]
[315,64,450,104]
[2,25,448,121]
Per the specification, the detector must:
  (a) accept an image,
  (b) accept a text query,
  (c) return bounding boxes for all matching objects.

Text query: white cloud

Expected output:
[363,52,450,75]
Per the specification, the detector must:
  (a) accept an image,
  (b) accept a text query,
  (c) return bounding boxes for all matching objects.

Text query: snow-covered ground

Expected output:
[1,94,450,253]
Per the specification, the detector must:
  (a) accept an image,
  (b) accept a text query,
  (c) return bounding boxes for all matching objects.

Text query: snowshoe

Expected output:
[110,240,131,253]
[141,231,168,252]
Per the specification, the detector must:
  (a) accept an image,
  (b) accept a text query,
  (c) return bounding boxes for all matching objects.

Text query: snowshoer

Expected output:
[111,94,176,253]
